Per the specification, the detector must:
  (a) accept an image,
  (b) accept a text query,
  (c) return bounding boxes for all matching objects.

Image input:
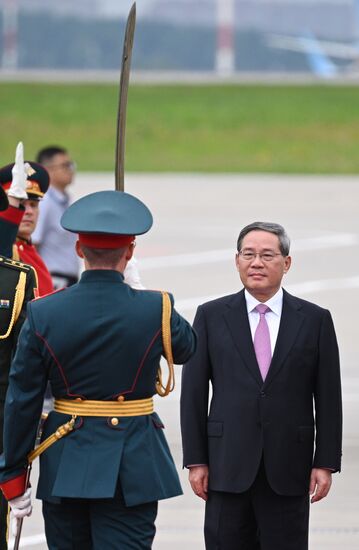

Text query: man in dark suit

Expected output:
[181,221,342,550]
[0,190,196,549]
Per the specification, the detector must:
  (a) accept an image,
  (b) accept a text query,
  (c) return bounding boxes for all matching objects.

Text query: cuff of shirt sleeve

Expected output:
[0,472,27,500]
[0,205,24,225]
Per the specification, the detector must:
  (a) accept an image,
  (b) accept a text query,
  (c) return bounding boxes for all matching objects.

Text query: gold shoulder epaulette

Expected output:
[0,255,32,272]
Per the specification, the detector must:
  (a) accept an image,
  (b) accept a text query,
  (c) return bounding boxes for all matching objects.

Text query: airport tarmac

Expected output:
[8,173,359,549]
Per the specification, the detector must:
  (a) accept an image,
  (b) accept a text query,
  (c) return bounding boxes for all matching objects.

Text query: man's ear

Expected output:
[75,240,84,259]
[125,241,135,261]
[283,255,291,274]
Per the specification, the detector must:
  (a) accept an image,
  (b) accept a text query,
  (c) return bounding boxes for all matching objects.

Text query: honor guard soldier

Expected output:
[0,185,38,550]
[0,190,196,549]
[0,143,53,296]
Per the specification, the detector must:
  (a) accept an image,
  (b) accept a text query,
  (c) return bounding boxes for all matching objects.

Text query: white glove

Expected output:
[11,515,20,538]
[124,257,145,290]
[9,487,32,520]
[8,142,31,200]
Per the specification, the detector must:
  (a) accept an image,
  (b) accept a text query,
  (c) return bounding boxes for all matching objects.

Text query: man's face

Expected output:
[18,199,40,240]
[46,153,75,190]
[235,230,291,301]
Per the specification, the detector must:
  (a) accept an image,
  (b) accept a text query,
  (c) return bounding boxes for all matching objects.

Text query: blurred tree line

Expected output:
[0,12,309,71]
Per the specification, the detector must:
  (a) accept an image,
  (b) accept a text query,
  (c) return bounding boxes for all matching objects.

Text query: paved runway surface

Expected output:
[9,173,359,549]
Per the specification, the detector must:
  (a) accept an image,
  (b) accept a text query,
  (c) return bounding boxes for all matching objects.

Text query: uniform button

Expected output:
[117,395,125,402]
[260,391,266,397]
[111,417,119,426]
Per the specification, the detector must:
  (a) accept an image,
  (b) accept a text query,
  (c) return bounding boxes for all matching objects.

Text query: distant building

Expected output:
[145,0,354,41]
[16,0,100,18]
[4,0,355,40]
[236,0,354,41]
[0,0,356,72]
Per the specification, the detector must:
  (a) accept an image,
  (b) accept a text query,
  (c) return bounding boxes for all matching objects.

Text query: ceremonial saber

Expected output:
[115,2,136,191]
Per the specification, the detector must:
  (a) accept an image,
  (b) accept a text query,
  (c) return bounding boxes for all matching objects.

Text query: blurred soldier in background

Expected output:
[0,184,38,550]
[0,143,53,297]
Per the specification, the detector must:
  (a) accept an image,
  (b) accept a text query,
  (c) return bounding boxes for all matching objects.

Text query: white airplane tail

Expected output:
[300,31,338,78]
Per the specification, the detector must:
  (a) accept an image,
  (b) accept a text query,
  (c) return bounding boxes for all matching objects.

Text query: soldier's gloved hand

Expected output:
[11,515,20,538]
[124,257,145,290]
[8,487,32,520]
[8,142,30,200]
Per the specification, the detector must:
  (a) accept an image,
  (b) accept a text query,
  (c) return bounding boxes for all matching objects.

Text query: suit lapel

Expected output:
[264,289,305,388]
[223,290,263,387]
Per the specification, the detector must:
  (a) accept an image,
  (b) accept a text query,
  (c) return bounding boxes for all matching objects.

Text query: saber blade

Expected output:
[115,2,136,191]
[13,464,32,550]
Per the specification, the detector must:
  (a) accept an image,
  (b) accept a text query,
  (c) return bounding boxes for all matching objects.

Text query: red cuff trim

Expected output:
[0,472,27,500]
[0,205,24,225]
[79,233,134,249]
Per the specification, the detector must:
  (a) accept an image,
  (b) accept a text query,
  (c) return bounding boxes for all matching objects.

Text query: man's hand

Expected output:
[8,142,29,201]
[9,487,32,519]
[309,468,332,503]
[189,465,209,501]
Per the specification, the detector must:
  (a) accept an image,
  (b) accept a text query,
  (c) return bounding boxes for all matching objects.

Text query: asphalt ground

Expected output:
[8,173,359,549]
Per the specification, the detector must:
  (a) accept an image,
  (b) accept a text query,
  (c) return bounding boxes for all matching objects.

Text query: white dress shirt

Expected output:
[244,288,284,355]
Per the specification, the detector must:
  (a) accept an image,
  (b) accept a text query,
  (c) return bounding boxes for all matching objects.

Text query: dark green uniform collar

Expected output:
[80,270,125,284]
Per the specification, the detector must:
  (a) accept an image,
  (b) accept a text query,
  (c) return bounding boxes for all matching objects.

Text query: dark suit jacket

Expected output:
[0,270,196,506]
[181,288,342,496]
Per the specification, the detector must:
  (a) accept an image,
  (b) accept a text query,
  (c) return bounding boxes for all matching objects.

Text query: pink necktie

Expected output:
[253,304,272,380]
